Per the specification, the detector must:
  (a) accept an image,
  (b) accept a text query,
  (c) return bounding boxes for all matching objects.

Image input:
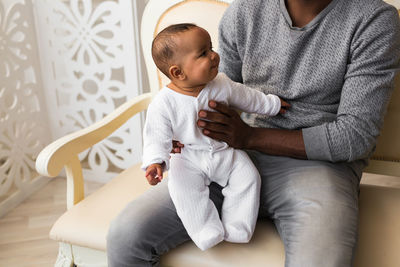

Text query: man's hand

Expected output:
[171,140,184,153]
[279,98,291,114]
[145,163,164,185]
[197,100,306,159]
[197,100,252,149]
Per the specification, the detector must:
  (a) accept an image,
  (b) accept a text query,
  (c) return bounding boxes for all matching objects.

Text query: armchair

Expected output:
[36,0,400,266]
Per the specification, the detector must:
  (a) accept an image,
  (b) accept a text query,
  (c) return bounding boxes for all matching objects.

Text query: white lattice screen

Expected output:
[34,0,144,182]
[0,0,51,218]
[0,0,146,217]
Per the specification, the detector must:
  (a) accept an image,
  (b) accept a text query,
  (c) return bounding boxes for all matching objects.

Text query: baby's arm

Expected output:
[225,75,289,115]
[141,100,173,184]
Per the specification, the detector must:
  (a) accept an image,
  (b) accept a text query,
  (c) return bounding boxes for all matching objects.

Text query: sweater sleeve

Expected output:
[141,99,173,171]
[218,1,243,83]
[303,6,400,162]
[223,74,281,116]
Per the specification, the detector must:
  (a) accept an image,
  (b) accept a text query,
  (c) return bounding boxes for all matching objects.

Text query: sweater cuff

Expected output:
[302,125,333,161]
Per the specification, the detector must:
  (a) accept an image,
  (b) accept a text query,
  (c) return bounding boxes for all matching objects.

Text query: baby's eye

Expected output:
[200,51,207,57]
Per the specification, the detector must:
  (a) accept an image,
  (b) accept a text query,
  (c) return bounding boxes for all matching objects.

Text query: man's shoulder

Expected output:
[343,0,398,18]
[340,0,400,40]
[349,0,395,9]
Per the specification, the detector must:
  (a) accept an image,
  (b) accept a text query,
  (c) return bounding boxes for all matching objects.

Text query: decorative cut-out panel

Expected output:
[0,0,50,217]
[34,0,144,181]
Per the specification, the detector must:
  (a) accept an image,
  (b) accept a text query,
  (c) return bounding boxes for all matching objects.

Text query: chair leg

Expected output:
[54,242,74,267]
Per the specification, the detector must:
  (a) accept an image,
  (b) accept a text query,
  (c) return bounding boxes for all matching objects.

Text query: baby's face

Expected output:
[175,27,220,88]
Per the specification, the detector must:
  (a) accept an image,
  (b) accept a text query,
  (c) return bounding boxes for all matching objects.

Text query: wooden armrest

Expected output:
[36,93,152,177]
[35,93,152,208]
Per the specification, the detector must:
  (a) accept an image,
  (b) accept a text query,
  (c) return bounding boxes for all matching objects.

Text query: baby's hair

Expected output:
[152,23,198,78]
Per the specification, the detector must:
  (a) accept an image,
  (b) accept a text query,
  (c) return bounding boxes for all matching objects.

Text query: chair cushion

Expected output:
[50,163,151,251]
[354,183,400,267]
[50,164,400,267]
[162,219,285,267]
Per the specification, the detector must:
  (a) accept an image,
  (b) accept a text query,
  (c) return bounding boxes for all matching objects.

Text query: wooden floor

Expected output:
[0,174,399,267]
[0,177,103,267]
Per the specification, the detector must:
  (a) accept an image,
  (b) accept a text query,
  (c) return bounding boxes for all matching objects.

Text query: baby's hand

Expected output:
[145,163,164,185]
[279,98,291,114]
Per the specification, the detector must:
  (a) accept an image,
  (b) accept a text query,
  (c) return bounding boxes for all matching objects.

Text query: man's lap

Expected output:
[108,151,362,266]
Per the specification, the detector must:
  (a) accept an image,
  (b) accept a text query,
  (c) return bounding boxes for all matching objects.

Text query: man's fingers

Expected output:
[172,140,184,147]
[281,99,291,108]
[198,110,231,125]
[171,140,184,153]
[208,100,236,117]
[203,130,228,143]
[197,119,229,133]
[173,147,181,153]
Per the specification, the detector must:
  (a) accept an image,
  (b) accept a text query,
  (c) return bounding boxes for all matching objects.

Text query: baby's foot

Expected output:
[224,224,252,243]
[193,226,224,251]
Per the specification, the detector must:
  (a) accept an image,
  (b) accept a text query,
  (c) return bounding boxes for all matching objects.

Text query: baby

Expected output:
[141,23,289,251]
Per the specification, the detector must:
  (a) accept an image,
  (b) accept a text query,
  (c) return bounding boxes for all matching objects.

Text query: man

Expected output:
[107,0,400,266]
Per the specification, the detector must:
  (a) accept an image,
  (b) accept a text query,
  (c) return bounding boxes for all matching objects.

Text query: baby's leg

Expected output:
[168,154,224,251]
[221,150,261,243]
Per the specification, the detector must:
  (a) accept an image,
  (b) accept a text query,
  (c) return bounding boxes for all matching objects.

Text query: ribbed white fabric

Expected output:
[168,148,260,250]
[141,72,280,250]
[141,72,281,171]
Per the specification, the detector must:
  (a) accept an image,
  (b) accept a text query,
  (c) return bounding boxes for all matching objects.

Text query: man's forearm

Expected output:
[246,127,307,159]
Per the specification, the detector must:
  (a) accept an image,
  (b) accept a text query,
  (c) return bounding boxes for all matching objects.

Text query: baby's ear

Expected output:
[169,65,186,80]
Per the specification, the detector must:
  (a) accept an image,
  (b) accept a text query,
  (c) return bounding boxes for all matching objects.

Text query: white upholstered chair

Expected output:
[35,0,400,266]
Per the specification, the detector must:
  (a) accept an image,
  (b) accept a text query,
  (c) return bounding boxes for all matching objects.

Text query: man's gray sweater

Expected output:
[218,0,400,163]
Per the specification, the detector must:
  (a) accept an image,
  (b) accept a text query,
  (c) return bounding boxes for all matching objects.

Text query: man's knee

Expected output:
[272,162,360,267]
[278,194,358,267]
[280,165,359,242]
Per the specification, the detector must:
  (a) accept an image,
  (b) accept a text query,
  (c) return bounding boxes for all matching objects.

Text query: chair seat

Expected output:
[50,164,400,267]
[50,163,151,251]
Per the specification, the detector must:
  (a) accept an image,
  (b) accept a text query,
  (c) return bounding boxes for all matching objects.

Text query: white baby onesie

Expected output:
[142,73,281,250]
